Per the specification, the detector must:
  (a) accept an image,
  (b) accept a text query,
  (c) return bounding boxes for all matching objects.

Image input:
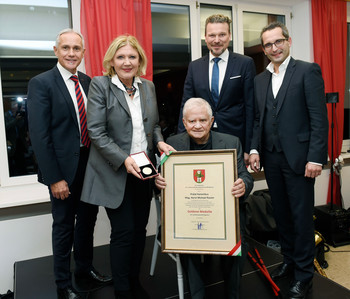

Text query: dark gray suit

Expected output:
[81,76,163,209]
[81,75,164,292]
[167,131,253,299]
[251,57,328,282]
[27,65,98,288]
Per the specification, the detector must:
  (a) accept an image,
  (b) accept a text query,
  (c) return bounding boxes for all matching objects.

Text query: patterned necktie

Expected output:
[211,57,221,106]
[70,75,90,148]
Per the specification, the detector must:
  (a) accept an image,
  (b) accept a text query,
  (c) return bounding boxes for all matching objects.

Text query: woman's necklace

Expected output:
[122,81,136,97]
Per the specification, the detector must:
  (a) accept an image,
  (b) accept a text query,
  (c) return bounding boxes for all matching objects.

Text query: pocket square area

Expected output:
[230,75,241,79]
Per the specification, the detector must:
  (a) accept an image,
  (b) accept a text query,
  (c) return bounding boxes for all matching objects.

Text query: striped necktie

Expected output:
[70,75,90,148]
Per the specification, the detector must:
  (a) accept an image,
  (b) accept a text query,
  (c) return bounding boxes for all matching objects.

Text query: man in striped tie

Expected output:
[27,28,111,299]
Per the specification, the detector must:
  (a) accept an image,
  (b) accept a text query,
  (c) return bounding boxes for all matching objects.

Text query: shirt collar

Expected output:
[111,75,142,91]
[266,55,291,74]
[57,62,78,81]
[209,49,229,63]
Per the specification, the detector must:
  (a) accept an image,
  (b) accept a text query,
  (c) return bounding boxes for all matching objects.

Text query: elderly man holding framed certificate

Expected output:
[155,97,253,299]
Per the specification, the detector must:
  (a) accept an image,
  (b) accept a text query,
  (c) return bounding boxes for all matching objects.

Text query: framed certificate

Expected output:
[161,149,241,256]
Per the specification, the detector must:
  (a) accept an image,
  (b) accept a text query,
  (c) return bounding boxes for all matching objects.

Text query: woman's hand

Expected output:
[124,156,142,179]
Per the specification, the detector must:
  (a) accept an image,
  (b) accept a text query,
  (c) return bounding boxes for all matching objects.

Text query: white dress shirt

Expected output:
[209,49,229,94]
[266,55,291,98]
[111,75,148,155]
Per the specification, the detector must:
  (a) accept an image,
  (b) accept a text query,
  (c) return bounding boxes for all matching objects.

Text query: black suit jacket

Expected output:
[27,66,91,186]
[178,51,256,153]
[251,57,328,174]
[167,131,253,197]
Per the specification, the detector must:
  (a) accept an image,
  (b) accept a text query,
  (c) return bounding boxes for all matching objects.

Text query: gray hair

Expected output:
[183,98,213,119]
[55,28,85,48]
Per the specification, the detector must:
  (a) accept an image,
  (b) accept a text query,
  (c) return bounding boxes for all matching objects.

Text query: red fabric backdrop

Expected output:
[311,0,347,206]
[80,0,153,80]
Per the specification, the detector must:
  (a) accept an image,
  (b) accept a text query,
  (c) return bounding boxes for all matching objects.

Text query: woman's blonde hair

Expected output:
[103,35,147,77]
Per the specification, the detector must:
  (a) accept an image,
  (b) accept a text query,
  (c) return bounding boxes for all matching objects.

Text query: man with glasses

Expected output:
[178,14,256,165]
[249,22,328,299]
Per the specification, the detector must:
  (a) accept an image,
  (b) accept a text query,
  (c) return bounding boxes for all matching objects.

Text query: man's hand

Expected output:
[249,153,261,173]
[231,178,245,198]
[50,180,70,200]
[124,156,142,179]
[155,174,167,190]
[244,152,249,166]
[305,162,322,178]
[157,141,175,156]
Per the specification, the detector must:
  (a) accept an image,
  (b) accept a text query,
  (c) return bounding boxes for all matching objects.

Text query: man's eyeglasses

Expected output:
[263,38,288,50]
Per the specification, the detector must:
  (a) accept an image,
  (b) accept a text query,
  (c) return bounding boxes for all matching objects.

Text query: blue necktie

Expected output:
[211,57,221,106]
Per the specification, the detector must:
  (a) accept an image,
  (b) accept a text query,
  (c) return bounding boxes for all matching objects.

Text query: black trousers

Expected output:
[50,147,98,288]
[180,206,247,299]
[105,174,152,292]
[263,149,315,282]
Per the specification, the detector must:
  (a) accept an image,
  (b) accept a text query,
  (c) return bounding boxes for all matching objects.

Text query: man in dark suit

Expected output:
[157,97,253,298]
[178,14,256,164]
[27,29,111,299]
[249,22,328,299]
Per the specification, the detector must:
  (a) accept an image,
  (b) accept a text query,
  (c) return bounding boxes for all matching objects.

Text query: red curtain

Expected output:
[80,0,153,80]
[311,0,347,207]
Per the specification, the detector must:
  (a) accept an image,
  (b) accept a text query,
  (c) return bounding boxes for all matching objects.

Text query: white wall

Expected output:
[0,201,158,293]
[290,0,313,62]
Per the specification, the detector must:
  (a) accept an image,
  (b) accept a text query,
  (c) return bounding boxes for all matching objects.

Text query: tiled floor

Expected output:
[324,243,350,289]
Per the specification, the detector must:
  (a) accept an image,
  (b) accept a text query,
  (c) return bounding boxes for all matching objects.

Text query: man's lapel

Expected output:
[211,132,226,149]
[201,55,216,107]
[276,57,296,114]
[258,70,271,124]
[53,66,79,129]
[220,52,236,100]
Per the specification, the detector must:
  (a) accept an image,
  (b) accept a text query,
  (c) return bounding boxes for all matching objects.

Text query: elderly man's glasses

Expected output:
[263,38,288,50]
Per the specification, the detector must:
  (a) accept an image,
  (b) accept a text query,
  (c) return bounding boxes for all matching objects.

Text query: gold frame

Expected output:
[161,149,241,255]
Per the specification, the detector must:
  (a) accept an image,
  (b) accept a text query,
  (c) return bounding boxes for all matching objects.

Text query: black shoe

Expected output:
[131,280,150,299]
[114,290,134,299]
[288,279,312,299]
[271,263,294,281]
[57,286,82,299]
[75,268,112,285]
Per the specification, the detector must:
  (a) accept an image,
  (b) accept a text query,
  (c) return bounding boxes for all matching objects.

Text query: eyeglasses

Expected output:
[263,38,288,50]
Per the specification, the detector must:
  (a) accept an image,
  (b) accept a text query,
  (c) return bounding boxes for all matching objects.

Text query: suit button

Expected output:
[147,133,151,137]
[144,118,148,122]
